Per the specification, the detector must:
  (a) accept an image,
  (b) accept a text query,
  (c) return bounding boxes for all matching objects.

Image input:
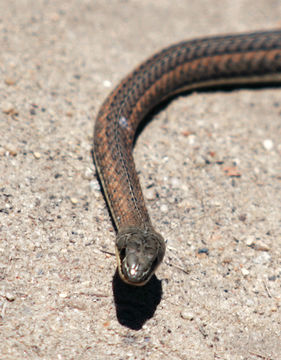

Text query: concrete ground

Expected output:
[0,1,280,359]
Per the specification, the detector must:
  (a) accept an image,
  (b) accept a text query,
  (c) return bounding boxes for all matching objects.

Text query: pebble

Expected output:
[171,177,180,187]
[194,155,206,167]
[198,247,209,255]
[268,275,276,281]
[181,130,192,137]
[254,241,270,251]
[241,268,249,276]
[66,300,87,311]
[187,134,197,145]
[245,236,255,247]
[262,139,274,151]
[103,80,112,88]
[223,166,241,177]
[66,111,73,117]
[5,292,16,301]
[33,152,41,159]
[70,197,78,205]
[160,204,168,213]
[83,167,94,180]
[253,253,271,264]
[5,145,18,156]
[59,293,68,298]
[181,310,194,320]
[5,77,16,86]
[146,188,156,200]
[253,167,260,175]
[2,102,15,114]
[238,214,247,222]
[245,298,255,306]
[89,180,100,192]
[222,257,232,264]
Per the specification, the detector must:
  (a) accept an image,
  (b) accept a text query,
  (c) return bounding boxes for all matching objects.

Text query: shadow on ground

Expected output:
[112,270,163,330]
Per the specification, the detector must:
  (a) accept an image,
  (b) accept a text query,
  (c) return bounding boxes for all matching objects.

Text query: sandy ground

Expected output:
[1,1,281,359]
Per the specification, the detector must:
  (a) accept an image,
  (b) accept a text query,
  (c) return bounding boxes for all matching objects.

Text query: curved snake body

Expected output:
[94,30,281,285]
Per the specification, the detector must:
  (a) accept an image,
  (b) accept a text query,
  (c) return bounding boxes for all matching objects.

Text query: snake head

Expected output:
[116,226,165,286]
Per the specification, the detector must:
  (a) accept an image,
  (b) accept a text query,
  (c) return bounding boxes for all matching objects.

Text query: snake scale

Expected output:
[93,30,281,286]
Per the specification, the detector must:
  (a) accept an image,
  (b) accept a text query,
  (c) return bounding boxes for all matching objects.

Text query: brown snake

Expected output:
[93,30,281,286]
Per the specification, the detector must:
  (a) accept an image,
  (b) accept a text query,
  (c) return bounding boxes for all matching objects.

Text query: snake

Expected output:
[93,30,281,286]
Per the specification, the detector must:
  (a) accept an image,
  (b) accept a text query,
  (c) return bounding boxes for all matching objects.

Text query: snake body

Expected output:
[93,30,281,286]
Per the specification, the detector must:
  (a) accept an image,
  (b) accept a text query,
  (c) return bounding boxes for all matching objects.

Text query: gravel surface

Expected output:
[1,1,281,359]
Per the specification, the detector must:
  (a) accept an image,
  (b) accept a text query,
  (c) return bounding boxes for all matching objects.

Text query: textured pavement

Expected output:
[1,1,281,359]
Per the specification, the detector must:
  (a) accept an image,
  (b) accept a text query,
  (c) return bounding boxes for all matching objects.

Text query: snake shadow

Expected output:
[135,82,281,142]
[112,270,163,330]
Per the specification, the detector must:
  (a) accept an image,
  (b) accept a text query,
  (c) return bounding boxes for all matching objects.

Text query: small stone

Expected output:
[83,167,94,180]
[194,155,206,167]
[70,197,78,205]
[262,139,274,150]
[146,188,156,200]
[181,130,192,137]
[187,134,197,145]
[103,80,112,88]
[238,214,247,222]
[223,166,241,177]
[5,145,18,156]
[33,152,41,159]
[5,292,16,301]
[222,257,232,264]
[89,180,100,192]
[255,241,270,251]
[66,300,87,311]
[253,253,271,264]
[198,247,209,255]
[254,167,260,175]
[5,78,16,86]
[2,102,15,114]
[268,275,276,281]
[241,268,249,276]
[171,177,180,187]
[59,293,68,298]
[160,204,168,213]
[181,310,194,320]
[245,236,255,247]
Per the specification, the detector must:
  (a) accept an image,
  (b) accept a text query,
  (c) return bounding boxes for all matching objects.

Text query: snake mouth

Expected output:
[116,246,156,286]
